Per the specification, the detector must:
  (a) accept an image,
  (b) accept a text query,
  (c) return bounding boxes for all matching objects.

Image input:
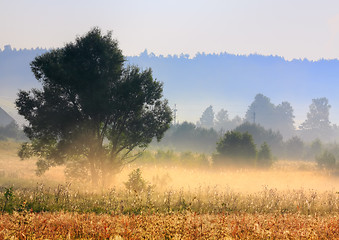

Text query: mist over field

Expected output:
[1,40,338,207]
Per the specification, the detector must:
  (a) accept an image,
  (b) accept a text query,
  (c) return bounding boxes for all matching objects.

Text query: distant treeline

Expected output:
[0,121,26,141]
[152,120,339,163]
[195,94,339,143]
[2,45,339,130]
[2,45,339,150]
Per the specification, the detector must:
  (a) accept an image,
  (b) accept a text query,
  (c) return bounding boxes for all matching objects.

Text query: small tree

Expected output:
[316,150,336,169]
[16,28,172,186]
[304,138,322,160]
[257,142,273,167]
[214,108,229,132]
[300,98,331,130]
[284,136,304,159]
[214,131,256,166]
[124,168,147,194]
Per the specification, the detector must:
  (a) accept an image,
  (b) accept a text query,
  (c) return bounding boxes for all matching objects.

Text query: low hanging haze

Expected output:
[1,0,339,124]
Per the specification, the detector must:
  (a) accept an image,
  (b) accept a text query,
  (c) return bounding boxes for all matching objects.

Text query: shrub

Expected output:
[284,136,304,159]
[214,131,256,166]
[124,168,147,194]
[316,150,336,169]
[257,142,273,167]
[155,150,177,164]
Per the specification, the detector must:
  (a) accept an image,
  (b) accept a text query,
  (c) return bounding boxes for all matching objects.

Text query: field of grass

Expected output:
[1,212,338,239]
[0,141,338,239]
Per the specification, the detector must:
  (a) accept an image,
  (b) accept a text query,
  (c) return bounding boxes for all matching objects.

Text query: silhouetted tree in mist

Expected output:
[153,121,218,153]
[276,102,295,139]
[300,98,331,130]
[15,28,172,186]
[214,131,257,166]
[197,105,214,129]
[257,142,273,168]
[299,98,333,142]
[304,138,323,160]
[316,150,336,169]
[214,109,243,133]
[245,94,275,126]
[214,109,229,132]
[234,122,283,156]
[284,136,305,159]
[230,115,243,128]
[245,94,295,139]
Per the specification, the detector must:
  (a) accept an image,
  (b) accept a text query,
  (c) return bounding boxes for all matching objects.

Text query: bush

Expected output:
[257,142,273,167]
[136,150,156,164]
[180,151,209,167]
[155,149,177,164]
[316,150,336,169]
[214,131,256,166]
[124,168,147,194]
[284,136,304,159]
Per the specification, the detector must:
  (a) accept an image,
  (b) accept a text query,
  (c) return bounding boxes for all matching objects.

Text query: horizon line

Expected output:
[1,44,339,62]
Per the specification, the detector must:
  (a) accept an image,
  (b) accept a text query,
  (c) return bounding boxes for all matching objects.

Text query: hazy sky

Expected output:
[2,0,339,60]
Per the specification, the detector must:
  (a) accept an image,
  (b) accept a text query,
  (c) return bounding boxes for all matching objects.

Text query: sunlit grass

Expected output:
[0,141,338,239]
[0,212,338,239]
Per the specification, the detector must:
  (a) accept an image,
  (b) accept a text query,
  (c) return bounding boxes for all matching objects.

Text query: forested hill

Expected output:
[128,50,339,124]
[1,46,339,124]
[0,45,46,122]
[0,107,14,126]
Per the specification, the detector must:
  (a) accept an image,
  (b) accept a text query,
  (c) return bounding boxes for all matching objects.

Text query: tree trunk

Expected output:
[89,158,99,188]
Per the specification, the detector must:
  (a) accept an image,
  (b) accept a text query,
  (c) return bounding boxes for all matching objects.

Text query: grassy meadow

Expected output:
[0,141,338,239]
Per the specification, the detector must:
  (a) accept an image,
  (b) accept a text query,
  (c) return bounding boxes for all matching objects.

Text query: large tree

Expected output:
[275,101,295,138]
[214,108,229,132]
[197,105,214,129]
[16,28,172,185]
[234,122,283,155]
[245,94,275,126]
[299,98,332,141]
[245,94,295,139]
[300,98,331,130]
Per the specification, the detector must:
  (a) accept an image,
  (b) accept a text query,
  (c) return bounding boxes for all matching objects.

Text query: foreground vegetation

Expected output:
[1,212,338,239]
[1,141,338,239]
[0,169,338,239]
[0,183,338,216]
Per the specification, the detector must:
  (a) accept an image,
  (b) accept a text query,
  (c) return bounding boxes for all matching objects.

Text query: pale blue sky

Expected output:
[1,0,339,60]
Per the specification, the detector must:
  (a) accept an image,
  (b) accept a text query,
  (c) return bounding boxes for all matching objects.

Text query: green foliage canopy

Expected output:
[257,142,273,167]
[214,131,257,166]
[234,122,283,155]
[284,136,304,159]
[316,150,336,169]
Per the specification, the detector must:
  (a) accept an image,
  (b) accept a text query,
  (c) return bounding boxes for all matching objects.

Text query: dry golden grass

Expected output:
[0,211,338,239]
[1,141,338,239]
